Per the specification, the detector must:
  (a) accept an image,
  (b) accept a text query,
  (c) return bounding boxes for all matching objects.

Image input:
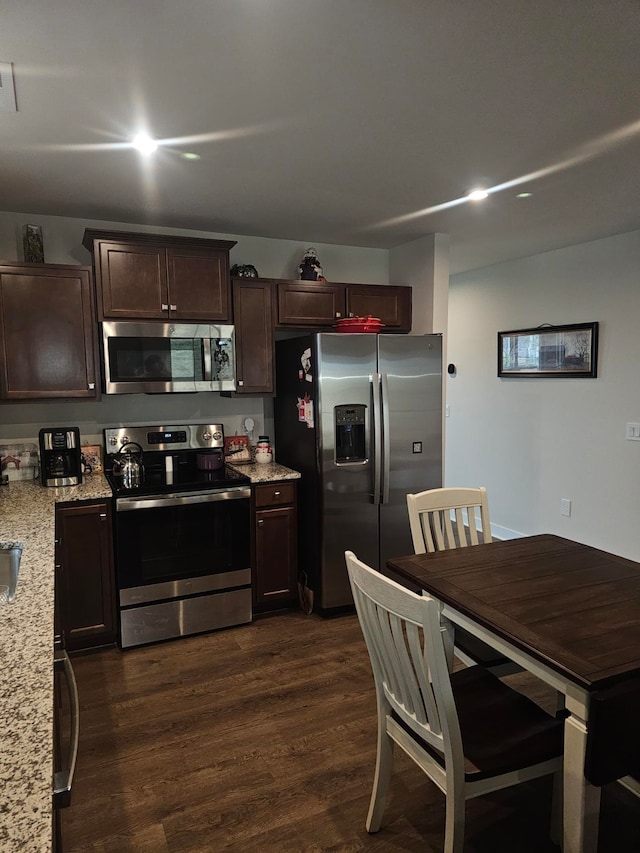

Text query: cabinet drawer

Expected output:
[254,482,296,508]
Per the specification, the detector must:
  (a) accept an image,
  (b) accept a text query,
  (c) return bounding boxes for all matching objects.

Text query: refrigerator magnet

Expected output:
[304,398,314,429]
[301,348,313,381]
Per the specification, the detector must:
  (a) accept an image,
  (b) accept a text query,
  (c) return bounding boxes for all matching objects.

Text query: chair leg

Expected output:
[366,717,395,832]
[550,769,563,847]
[443,783,465,853]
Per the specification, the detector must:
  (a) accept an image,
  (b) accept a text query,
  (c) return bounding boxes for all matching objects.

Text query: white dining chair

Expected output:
[407,486,492,553]
[406,486,517,672]
[345,550,563,853]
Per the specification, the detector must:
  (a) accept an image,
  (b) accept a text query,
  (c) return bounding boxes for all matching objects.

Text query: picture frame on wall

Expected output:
[498,322,599,378]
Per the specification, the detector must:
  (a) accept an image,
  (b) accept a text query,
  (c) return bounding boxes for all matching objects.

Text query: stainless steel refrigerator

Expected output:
[274,333,442,612]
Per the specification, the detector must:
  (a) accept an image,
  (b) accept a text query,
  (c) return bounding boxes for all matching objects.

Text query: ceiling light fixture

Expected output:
[467,188,489,201]
[516,192,533,198]
[181,152,200,161]
[131,133,158,154]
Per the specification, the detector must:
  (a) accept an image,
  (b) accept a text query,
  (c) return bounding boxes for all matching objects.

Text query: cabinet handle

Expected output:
[88,382,95,390]
[257,519,264,525]
[274,491,281,496]
[170,304,177,311]
[335,312,342,318]
[161,303,169,311]
[238,379,244,386]
[99,513,107,520]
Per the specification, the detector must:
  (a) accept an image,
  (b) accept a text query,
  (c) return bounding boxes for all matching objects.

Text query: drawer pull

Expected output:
[161,303,169,311]
[274,491,281,496]
[258,519,264,525]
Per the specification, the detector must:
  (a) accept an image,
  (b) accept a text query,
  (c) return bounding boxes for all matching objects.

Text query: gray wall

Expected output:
[446,229,640,560]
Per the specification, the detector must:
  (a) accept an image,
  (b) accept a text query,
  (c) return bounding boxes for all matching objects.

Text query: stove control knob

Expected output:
[213,430,223,441]
[202,431,212,441]
[120,435,129,446]
[109,436,119,446]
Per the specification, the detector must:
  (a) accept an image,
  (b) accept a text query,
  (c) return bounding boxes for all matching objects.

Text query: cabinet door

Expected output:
[346,284,412,331]
[167,246,231,321]
[0,263,98,399]
[232,278,275,394]
[56,501,117,651]
[97,241,168,319]
[277,281,346,326]
[255,505,297,608]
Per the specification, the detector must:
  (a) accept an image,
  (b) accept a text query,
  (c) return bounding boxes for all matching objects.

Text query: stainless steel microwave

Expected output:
[102,321,236,394]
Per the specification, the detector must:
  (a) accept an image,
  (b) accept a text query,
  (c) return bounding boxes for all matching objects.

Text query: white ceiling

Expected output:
[2,1,640,274]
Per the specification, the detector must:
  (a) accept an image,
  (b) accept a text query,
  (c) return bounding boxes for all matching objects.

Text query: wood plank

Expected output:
[62,610,640,852]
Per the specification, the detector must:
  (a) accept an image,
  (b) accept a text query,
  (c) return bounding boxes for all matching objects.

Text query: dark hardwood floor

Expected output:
[62,611,640,852]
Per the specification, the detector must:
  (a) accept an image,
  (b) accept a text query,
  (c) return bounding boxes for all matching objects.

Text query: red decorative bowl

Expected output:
[335,316,385,333]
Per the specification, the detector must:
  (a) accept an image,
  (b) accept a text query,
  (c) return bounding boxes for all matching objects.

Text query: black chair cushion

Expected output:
[392,665,563,781]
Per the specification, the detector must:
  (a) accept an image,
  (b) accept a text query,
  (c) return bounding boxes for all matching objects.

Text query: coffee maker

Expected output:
[39,427,82,487]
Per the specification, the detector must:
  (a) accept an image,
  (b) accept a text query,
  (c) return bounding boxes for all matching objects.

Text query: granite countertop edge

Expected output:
[227,461,301,482]
[0,476,112,853]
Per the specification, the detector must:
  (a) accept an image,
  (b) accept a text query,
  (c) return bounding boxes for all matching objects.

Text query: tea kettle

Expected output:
[112,441,144,488]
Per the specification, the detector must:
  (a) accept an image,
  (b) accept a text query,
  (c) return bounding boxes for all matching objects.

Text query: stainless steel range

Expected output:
[104,423,252,649]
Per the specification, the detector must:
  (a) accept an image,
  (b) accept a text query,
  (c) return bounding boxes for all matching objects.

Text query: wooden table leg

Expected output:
[563,699,601,853]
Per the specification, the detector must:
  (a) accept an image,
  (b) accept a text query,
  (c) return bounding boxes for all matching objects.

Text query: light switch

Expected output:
[626,423,640,441]
[560,498,571,517]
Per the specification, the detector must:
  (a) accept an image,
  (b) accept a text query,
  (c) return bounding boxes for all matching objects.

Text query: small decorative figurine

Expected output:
[230,263,259,278]
[23,224,45,263]
[298,247,325,281]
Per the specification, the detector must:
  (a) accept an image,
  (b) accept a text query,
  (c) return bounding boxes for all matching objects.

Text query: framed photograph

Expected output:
[498,322,599,378]
[81,444,103,474]
[224,434,251,464]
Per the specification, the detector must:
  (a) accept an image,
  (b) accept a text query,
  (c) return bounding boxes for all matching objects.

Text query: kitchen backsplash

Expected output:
[0,404,275,472]
[0,442,39,481]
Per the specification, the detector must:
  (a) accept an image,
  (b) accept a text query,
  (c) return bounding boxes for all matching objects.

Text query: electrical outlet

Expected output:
[560,498,571,517]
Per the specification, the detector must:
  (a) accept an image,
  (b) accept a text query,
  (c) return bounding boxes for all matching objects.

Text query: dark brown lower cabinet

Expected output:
[55,500,117,652]
[253,482,298,612]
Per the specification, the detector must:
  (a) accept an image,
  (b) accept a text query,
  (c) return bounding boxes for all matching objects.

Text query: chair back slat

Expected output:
[346,551,461,755]
[408,487,492,554]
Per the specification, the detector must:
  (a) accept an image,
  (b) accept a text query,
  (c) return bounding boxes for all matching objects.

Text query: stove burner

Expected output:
[105,462,250,497]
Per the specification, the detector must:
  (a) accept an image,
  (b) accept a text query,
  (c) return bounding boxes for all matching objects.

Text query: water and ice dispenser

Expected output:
[334,405,367,464]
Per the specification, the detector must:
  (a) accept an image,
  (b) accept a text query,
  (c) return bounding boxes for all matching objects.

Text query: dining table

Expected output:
[386,533,640,853]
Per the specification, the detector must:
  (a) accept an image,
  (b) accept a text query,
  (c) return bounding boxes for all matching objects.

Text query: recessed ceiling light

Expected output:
[467,188,488,201]
[516,192,533,198]
[181,152,200,161]
[132,133,158,154]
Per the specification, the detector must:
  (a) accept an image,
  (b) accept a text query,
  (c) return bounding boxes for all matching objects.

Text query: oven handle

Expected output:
[53,649,79,810]
[116,486,251,511]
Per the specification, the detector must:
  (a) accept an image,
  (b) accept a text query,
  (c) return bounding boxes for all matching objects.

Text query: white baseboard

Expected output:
[490,523,526,541]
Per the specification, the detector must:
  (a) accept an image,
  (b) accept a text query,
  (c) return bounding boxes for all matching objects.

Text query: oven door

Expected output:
[115,487,251,598]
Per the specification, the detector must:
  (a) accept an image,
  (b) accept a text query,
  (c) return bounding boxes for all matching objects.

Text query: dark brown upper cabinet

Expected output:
[0,261,98,400]
[83,229,236,322]
[232,277,276,394]
[276,280,411,331]
[277,281,347,326]
[346,284,412,331]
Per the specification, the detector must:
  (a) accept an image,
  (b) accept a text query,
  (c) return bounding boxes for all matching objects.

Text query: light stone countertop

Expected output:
[227,460,301,483]
[0,465,299,851]
[0,476,112,853]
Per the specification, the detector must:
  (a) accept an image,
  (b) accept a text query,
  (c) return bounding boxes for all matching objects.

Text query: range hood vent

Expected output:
[0,62,17,112]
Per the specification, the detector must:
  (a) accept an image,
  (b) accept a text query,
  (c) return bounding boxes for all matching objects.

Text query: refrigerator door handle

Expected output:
[371,372,382,504]
[380,371,391,504]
